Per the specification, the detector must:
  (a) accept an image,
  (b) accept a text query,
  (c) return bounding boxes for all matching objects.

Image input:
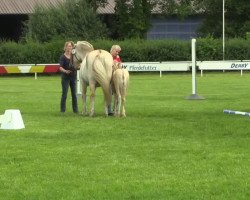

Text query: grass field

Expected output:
[0,72,249,200]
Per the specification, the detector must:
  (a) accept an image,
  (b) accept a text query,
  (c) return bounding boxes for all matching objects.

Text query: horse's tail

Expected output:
[121,69,129,96]
[92,52,112,106]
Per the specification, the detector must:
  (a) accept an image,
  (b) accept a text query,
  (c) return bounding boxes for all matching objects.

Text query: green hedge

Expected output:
[0,38,249,64]
[0,40,63,64]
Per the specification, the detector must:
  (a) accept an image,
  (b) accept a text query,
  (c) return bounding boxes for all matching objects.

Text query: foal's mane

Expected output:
[112,62,123,72]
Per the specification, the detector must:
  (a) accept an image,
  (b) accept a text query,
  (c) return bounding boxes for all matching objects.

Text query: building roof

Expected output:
[0,0,115,15]
[0,0,65,14]
[97,0,115,14]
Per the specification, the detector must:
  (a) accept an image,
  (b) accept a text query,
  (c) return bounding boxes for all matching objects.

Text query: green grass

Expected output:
[0,72,249,200]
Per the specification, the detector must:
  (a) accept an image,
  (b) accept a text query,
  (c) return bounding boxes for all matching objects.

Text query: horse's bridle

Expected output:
[71,48,82,63]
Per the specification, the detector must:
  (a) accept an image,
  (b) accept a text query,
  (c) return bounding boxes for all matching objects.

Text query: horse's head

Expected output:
[70,41,94,70]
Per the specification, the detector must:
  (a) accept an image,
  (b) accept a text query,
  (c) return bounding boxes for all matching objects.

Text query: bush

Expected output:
[247,32,250,40]
[0,38,249,64]
[24,0,108,43]
[196,37,223,61]
[0,40,65,64]
[225,39,250,60]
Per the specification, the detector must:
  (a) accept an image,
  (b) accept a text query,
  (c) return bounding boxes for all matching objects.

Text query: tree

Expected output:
[114,0,153,39]
[152,0,250,38]
[86,0,108,10]
[24,0,108,42]
[150,0,194,19]
[194,0,250,38]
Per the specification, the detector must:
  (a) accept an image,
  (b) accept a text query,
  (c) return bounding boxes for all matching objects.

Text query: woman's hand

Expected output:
[64,69,71,74]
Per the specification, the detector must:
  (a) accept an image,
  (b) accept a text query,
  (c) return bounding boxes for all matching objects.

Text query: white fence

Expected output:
[123,60,250,77]
[197,60,250,76]
[123,61,191,77]
[1,60,250,77]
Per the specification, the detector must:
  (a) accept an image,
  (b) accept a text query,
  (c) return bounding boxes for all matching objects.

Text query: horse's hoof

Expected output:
[108,113,114,116]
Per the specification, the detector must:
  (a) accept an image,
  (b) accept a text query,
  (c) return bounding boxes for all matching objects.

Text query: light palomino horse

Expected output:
[71,41,113,116]
[111,62,129,117]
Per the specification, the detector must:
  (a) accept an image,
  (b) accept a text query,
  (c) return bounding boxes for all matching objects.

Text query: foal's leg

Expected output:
[121,95,126,117]
[89,83,96,117]
[106,85,112,116]
[113,83,119,116]
[116,88,122,117]
[117,94,122,117]
[121,83,128,117]
[114,93,118,116]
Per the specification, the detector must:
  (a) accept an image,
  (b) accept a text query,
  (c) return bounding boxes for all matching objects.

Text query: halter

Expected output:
[71,48,82,63]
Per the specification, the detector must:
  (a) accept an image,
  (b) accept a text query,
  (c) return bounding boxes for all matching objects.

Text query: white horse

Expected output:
[111,62,129,117]
[71,41,113,116]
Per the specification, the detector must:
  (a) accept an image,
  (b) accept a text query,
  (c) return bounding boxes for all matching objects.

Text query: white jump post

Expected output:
[224,109,250,117]
[186,38,205,100]
[0,109,25,130]
[76,70,82,97]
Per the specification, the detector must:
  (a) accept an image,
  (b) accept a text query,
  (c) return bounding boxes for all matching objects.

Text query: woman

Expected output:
[110,45,122,63]
[108,45,122,116]
[59,41,78,113]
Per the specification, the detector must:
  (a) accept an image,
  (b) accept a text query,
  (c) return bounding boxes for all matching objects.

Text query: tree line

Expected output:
[22,0,250,42]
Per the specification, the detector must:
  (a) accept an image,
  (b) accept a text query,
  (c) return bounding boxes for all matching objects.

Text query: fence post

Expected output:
[186,39,205,100]
[77,70,81,97]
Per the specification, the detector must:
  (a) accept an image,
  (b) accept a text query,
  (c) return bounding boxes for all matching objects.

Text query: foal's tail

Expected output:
[121,69,129,96]
[93,52,112,106]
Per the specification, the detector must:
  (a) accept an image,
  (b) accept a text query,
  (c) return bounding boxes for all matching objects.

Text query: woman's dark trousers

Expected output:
[60,75,78,113]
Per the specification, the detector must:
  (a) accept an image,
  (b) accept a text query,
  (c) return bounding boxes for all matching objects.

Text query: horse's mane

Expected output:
[76,41,94,52]
[75,41,94,62]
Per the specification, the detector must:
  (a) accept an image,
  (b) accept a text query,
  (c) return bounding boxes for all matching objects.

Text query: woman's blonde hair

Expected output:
[110,45,121,53]
[63,41,74,51]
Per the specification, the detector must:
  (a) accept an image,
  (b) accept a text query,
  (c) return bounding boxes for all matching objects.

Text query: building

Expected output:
[0,0,202,41]
[0,0,65,41]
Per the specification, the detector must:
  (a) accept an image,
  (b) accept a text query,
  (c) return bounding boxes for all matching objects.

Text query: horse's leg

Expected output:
[106,85,112,116]
[116,89,122,117]
[117,93,122,117]
[113,83,119,116]
[82,82,88,115]
[121,95,126,117]
[114,93,118,116]
[121,82,128,117]
[111,83,116,114]
[105,94,109,117]
[112,94,115,113]
[89,83,96,117]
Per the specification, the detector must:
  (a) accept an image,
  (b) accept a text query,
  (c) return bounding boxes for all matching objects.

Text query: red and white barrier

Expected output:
[0,64,60,74]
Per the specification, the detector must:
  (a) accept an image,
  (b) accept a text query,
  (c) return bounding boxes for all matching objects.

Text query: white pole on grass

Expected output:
[223,0,225,60]
[186,38,205,100]
[224,110,250,117]
[76,70,81,97]
[191,38,196,94]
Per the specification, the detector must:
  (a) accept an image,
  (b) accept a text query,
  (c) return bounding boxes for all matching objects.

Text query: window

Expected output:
[147,17,203,40]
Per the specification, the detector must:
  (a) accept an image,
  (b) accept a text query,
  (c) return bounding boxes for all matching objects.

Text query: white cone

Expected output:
[0,109,25,130]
